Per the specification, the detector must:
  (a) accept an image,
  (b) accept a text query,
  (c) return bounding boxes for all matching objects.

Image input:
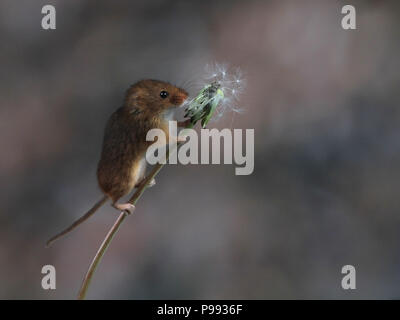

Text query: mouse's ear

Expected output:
[125,87,145,108]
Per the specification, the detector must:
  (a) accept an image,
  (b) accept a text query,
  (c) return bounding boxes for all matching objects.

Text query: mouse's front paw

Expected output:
[177,135,188,143]
[147,178,156,187]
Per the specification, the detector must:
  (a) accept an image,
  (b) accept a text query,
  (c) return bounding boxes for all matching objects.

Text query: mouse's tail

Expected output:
[46,195,109,248]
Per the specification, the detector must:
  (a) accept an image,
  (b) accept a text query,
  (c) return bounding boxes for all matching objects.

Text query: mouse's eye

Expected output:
[160,91,169,99]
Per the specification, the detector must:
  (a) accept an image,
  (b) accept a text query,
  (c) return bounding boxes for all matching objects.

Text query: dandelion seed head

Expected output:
[202,63,246,123]
[183,62,246,127]
[204,62,245,95]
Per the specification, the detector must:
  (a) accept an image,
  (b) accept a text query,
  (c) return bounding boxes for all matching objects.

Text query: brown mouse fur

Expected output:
[47,80,188,247]
[97,79,188,207]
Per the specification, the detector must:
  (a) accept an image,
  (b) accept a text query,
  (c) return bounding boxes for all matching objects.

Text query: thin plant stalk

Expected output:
[77,125,193,300]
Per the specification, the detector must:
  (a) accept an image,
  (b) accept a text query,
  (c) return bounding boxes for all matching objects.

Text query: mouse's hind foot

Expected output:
[113,202,135,215]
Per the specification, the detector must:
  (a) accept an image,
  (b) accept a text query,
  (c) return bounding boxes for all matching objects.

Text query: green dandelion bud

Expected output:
[185,81,225,128]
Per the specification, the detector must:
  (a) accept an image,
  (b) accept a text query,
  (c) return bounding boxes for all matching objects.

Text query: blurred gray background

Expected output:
[1,0,400,299]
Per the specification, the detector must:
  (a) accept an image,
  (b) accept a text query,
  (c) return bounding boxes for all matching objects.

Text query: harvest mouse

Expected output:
[47,79,189,247]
